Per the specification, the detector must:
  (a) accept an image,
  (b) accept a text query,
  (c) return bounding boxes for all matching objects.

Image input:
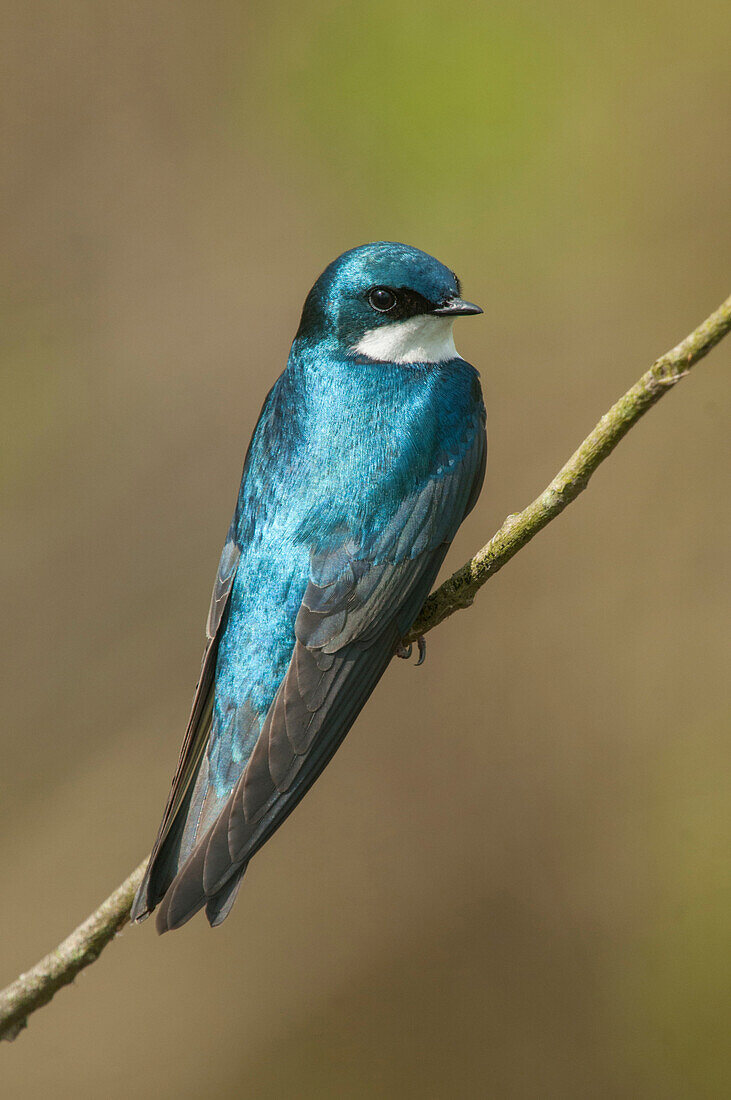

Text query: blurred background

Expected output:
[2,1,729,1096]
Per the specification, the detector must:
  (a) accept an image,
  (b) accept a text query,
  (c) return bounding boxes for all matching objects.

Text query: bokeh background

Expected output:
[2,2,729,1096]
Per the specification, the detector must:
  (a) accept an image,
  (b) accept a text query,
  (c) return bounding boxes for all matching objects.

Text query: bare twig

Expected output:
[1,294,729,1042]
[0,860,148,1041]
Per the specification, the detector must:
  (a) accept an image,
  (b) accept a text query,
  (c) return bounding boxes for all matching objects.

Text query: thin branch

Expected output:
[406,293,731,641]
[1,293,729,1042]
[0,860,149,1041]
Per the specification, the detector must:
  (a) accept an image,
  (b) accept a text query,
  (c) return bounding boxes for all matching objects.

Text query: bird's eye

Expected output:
[368,287,397,313]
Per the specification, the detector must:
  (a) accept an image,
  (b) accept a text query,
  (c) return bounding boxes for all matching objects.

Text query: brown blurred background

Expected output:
[2,2,729,1096]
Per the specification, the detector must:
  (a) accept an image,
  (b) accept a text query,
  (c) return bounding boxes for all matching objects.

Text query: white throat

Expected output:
[352,314,460,365]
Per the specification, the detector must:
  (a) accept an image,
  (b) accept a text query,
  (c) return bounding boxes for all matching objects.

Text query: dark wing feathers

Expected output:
[157,620,400,931]
[130,533,241,922]
[154,416,485,932]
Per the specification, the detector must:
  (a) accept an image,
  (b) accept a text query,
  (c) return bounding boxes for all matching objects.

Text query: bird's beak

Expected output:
[431,297,483,317]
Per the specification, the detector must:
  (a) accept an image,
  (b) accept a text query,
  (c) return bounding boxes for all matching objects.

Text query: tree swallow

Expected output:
[131,242,486,932]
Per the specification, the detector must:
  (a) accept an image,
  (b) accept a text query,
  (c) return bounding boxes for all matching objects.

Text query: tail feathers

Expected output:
[130,778,199,923]
[155,844,248,934]
[131,754,227,924]
[206,866,247,927]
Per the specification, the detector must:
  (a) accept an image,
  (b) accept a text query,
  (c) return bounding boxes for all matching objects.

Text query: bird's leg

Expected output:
[395,636,427,665]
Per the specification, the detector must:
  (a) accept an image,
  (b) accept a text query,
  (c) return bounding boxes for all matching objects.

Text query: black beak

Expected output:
[431,297,483,317]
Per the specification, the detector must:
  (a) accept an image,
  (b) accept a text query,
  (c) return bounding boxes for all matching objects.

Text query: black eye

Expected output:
[368,287,397,312]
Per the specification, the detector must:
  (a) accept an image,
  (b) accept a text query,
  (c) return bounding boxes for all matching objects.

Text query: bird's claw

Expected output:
[396,636,427,666]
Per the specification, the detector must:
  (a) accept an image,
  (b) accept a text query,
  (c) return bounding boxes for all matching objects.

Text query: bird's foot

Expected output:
[396,636,427,666]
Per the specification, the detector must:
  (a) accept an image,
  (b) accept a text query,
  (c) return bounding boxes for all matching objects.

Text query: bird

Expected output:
[131,241,486,933]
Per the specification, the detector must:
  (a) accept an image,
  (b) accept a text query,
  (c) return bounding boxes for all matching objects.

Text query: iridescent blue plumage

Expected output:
[132,242,486,931]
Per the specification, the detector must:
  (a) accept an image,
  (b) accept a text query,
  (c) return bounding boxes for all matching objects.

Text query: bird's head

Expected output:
[295,242,482,364]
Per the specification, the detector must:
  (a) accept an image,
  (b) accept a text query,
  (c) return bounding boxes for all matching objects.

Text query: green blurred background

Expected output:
[2,2,729,1096]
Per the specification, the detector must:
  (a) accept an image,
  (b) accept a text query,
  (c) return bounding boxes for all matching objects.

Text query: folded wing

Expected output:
[130,532,240,922]
[155,414,486,932]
